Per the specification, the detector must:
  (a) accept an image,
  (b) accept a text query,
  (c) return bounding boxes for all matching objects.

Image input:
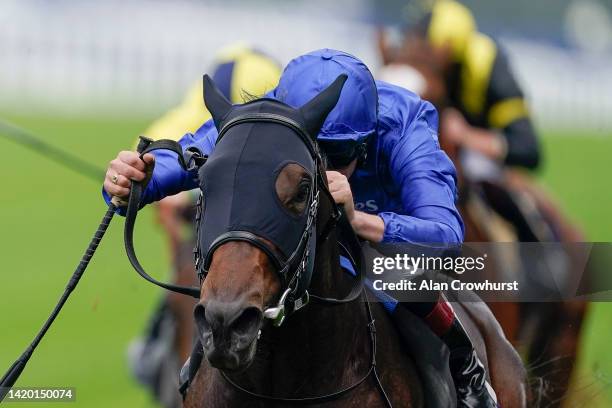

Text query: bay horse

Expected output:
[377,30,588,406]
[178,73,526,407]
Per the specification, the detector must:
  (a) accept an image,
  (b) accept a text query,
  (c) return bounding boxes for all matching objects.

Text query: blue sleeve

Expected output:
[102,119,219,214]
[378,101,464,244]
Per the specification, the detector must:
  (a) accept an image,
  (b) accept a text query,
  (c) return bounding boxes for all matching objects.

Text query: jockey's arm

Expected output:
[461,113,540,169]
[442,103,540,169]
[496,114,540,169]
[486,51,541,169]
[380,100,464,244]
[102,119,219,213]
[351,211,386,243]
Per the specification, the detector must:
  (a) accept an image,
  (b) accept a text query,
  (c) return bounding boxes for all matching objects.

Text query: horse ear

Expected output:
[299,74,348,140]
[203,74,232,129]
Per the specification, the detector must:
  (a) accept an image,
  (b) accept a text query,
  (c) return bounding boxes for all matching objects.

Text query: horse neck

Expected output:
[235,229,371,396]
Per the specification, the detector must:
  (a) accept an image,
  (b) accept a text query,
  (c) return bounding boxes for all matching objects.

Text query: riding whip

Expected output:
[0,204,117,402]
[0,118,105,182]
[0,137,153,402]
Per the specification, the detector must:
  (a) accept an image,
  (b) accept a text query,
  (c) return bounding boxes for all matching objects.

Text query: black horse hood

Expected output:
[196,73,346,268]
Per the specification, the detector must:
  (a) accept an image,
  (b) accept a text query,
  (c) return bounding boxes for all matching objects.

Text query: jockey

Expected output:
[380,0,550,244]
[103,49,497,407]
[411,0,541,174]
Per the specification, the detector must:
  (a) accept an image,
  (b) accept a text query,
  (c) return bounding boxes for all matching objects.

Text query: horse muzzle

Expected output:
[194,300,263,371]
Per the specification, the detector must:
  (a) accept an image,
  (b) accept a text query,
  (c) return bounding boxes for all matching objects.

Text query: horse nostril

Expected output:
[230,307,263,338]
[194,303,211,336]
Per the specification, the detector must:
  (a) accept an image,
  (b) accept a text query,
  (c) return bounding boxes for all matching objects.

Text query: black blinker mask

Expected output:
[198,115,315,267]
[193,74,347,326]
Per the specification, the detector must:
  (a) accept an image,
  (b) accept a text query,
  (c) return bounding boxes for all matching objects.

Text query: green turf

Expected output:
[0,116,610,407]
[0,114,164,408]
[537,131,612,407]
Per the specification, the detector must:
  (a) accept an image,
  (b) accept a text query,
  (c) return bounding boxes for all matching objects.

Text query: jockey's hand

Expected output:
[326,170,355,222]
[441,108,470,146]
[104,151,155,200]
[326,170,385,243]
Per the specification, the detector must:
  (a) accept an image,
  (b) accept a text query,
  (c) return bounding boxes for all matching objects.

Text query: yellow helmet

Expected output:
[427,0,477,61]
[143,44,281,142]
[212,44,281,103]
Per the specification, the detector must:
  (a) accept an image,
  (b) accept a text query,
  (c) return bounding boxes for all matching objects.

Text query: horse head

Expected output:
[192,73,346,372]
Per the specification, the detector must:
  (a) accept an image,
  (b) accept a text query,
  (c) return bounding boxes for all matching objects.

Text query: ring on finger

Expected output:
[111,174,120,184]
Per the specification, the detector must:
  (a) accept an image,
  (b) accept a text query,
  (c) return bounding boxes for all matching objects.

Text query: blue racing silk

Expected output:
[351,81,464,243]
[104,73,463,245]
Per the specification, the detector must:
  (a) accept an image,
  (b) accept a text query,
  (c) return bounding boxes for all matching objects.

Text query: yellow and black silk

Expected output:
[417,1,540,169]
[445,38,539,168]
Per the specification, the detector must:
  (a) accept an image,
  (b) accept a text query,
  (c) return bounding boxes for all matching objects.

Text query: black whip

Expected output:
[0,204,116,402]
[0,137,193,402]
[0,118,105,182]
[0,137,151,402]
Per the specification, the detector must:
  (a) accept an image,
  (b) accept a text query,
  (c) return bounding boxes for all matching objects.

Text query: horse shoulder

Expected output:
[368,302,425,408]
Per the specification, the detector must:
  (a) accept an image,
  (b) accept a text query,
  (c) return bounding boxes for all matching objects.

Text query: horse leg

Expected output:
[505,171,590,406]
[167,241,199,362]
[523,300,588,407]
[487,301,521,346]
[453,301,528,408]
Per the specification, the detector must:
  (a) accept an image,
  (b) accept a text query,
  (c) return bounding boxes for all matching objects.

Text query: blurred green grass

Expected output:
[0,114,164,408]
[0,115,610,407]
[538,132,612,407]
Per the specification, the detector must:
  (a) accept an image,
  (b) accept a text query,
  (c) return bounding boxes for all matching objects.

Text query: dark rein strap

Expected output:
[309,205,364,306]
[123,137,202,298]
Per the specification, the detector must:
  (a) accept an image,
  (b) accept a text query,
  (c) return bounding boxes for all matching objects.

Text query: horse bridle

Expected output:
[124,119,390,405]
[122,113,363,322]
[193,112,363,325]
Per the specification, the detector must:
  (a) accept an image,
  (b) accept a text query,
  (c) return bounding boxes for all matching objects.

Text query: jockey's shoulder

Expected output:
[375,80,438,139]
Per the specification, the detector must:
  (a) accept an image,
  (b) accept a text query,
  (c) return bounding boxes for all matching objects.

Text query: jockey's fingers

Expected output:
[327,172,348,185]
[141,153,155,166]
[118,150,147,171]
[113,174,131,188]
[331,177,350,191]
[104,168,132,189]
[330,189,350,204]
[326,170,344,182]
[110,159,147,181]
[103,180,130,198]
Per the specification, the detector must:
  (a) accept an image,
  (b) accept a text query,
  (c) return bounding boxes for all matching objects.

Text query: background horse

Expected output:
[377,31,588,407]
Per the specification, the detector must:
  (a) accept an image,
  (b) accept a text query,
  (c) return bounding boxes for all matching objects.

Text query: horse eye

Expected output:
[295,181,310,203]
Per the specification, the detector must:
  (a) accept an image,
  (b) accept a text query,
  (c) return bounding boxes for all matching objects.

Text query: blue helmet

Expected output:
[275,49,378,143]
